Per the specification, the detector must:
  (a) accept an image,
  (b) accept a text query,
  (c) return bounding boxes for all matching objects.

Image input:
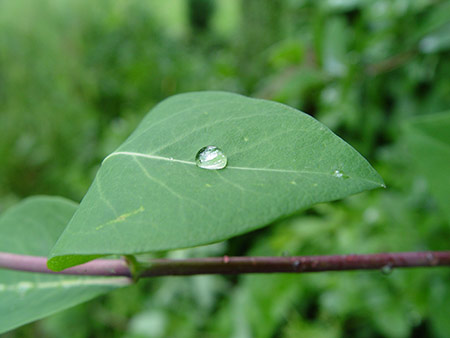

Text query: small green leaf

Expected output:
[0,196,129,334]
[48,91,384,270]
[404,111,450,223]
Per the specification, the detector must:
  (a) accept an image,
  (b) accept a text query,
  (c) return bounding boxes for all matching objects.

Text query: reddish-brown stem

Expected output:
[0,251,449,278]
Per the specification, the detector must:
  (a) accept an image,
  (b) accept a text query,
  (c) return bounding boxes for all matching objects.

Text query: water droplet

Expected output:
[381,264,393,275]
[426,253,439,266]
[195,146,227,170]
[332,169,349,179]
[333,169,344,178]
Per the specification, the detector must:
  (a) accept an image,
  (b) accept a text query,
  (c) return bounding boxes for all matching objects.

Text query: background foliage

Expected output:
[0,0,449,337]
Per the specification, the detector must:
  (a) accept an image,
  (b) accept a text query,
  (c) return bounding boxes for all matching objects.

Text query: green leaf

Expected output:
[321,17,349,77]
[48,91,384,270]
[403,111,450,223]
[420,22,450,54]
[0,196,129,334]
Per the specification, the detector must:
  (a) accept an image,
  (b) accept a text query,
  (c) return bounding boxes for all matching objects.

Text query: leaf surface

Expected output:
[49,91,384,270]
[0,196,129,334]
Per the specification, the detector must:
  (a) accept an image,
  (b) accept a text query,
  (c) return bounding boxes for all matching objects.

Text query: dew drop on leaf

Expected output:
[332,169,349,179]
[332,169,344,178]
[195,146,227,170]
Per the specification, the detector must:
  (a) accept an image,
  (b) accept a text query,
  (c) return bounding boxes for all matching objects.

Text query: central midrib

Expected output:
[0,277,131,292]
[103,151,331,175]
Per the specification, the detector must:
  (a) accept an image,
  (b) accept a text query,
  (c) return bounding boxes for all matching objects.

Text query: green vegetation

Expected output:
[0,197,129,334]
[0,0,449,337]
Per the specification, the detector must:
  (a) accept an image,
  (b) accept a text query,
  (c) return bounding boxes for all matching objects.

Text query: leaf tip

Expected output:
[47,254,104,271]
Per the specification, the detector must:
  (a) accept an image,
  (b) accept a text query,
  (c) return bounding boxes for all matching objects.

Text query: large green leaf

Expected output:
[0,196,130,334]
[48,91,384,271]
[404,111,450,223]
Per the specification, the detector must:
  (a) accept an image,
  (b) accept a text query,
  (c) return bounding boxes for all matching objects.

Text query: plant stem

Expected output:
[0,252,131,277]
[1,251,449,278]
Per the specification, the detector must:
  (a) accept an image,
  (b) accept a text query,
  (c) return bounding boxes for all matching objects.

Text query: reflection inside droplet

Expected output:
[332,169,349,179]
[195,146,227,170]
[333,169,344,178]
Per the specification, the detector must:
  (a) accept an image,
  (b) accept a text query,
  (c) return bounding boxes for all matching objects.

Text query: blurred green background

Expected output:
[1,0,449,337]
